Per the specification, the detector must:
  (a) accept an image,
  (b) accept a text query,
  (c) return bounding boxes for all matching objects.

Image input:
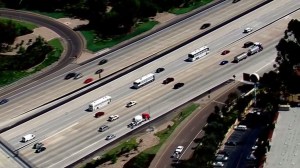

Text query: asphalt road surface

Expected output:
[0,0,299,167]
[0,0,266,128]
[1,2,298,166]
[150,81,245,168]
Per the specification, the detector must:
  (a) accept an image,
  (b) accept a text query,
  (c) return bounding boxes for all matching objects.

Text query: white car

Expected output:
[215,154,228,161]
[246,154,257,160]
[175,146,184,153]
[244,27,253,33]
[108,115,119,121]
[126,101,137,107]
[213,161,224,167]
[251,145,258,150]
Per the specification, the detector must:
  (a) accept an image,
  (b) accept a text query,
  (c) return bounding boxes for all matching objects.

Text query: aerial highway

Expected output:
[0,0,266,129]
[1,0,299,166]
[150,45,281,168]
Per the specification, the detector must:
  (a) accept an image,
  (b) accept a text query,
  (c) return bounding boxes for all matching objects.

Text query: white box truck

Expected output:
[22,134,35,142]
[233,52,248,63]
[128,113,150,128]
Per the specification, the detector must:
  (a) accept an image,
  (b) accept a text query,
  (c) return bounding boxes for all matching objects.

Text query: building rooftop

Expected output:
[265,108,300,168]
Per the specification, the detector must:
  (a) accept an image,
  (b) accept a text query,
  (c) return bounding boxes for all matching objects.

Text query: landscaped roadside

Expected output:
[82,21,159,52]
[78,103,199,168]
[0,38,63,86]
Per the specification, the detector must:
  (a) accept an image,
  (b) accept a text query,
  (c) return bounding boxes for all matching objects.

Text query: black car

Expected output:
[156,68,165,73]
[33,142,44,149]
[173,83,184,89]
[225,141,238,146]
[220,60,229,65]
[243,41,254,48]
[201,23,211,29]
[35,146,46,153]
[0,99,9,105]
[99,59,108,65]
[95,69,104,74]
[163,77,174,84]
[65,73,76,80]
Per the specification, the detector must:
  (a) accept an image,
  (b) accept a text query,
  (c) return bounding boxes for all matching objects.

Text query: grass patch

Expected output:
[32,38,62,71]
[170,0,214,15]
[123,103,200,168]
[106,138,138,156]
[82,21,158,52]
[0,17,37,30]
[81,137,138,168]
[145,103,199,154]
[0,38,63,87]
[0,71,31,87]
[81,103,199,168]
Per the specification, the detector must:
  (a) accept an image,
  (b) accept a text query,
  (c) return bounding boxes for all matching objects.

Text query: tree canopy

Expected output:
[0,0,197,37]
[275,19,300,93]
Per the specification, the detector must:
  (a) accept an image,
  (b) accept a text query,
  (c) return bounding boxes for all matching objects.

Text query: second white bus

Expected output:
[188,46,209,62]
[88,96,112,111]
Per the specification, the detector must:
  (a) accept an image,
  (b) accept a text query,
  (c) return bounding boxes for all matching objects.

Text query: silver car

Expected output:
[74,73,83,79]
[105,134,116,140]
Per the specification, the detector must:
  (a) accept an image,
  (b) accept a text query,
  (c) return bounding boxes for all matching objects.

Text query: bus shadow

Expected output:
[184,59,191,62]
[130,86,137,90]
[85,109,91,112]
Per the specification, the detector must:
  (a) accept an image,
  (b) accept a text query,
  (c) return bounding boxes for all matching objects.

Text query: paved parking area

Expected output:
[217,126,261,168]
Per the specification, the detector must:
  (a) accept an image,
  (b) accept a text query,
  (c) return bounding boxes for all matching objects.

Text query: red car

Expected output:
[95,112,105,118]
[84,78,93,84]
[221,50,230,55]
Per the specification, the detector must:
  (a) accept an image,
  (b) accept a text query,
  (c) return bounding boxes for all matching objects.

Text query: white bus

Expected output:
[88,96,112,111]
[133,73,155,89]
[188,46,209,62]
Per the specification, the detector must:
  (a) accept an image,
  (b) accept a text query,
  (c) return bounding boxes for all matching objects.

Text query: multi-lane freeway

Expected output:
[0,0,299,167]
[0,0,265,129]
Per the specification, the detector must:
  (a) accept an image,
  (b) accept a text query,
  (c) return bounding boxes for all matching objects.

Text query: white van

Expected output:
[22,134,35,142]
[234,125,247,131]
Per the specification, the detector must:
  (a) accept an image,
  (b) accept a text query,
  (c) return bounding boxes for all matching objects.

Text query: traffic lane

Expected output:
[0,0,293,120]
[6,30,278,165]
[178,83,247,161]
[0,0,265,110]
[110,0,263,60]
[34,7,298,167]
[0,0,281,124]
[8,39,277,166]
[150,46,277,168]
[2,6,288,165]
[151,81,244,168]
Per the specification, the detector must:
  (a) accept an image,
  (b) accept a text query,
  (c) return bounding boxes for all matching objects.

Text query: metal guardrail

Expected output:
[0,137,32,168]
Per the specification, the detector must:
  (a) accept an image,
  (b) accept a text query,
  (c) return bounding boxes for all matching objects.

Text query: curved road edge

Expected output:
[0,9,84,96]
